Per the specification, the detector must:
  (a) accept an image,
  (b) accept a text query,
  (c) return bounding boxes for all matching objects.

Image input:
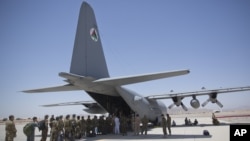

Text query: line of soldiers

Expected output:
[4,113,151,141]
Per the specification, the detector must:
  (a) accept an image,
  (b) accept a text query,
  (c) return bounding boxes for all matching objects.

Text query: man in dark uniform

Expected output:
[40,115,49,141]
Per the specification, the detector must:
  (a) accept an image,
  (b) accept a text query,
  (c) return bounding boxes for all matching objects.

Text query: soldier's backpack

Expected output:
[38,120,45,131]
[23,123,32,136]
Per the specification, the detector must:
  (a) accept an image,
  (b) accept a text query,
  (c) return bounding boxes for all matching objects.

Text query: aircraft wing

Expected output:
[146,86,250,111]
[22,84,81,93]
[94,69,190,86]
[147,86,250,100]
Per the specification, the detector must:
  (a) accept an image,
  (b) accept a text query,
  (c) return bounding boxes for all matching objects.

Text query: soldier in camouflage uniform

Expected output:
[86,115,92,136]
[5,115,17,141]
[105,115,112,134]
[92,116,98,135]
[98,116,104,135]
[64,115,71,141]
[120,114,127,136]
[70,114,76,140]
[50,117,59,141]
[134,114,140,135]
[141,115,149,135]
[57,116,64,141]
[75,116,81,139]
[161,114,167,137]
[81,116,86,137]
[166,114,171,135]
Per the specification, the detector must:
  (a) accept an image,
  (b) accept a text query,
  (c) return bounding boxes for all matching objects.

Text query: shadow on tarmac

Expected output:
[70,133,212,141]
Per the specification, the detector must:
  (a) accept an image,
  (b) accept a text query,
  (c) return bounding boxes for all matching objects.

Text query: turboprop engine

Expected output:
[190,95,200,109]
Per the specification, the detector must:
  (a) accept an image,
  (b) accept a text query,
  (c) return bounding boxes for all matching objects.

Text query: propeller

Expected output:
[201,99,210,107]
[181,102,188,111]
[168,96,187,111]
[215,100,223,108]
[202,92,223,108]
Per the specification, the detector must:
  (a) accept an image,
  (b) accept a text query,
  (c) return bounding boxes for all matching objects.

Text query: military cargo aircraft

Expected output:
[23,2,250,123]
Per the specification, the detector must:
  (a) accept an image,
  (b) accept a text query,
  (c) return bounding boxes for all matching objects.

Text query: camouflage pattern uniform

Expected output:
[134,114,140,135]
[120,115,127,136]
[70,114,76,139]
[5,115,17,141]
[161,114,167,137]
[166,114,171,135]
[105,115,112,134]
[75,116,81,139]
[81,116,86,137]
[141,115,149,135]
[50,117,58,141]
[57,116,64,141]
[92,116,98,134]
[86,116,92,136]
[64,115,72,141]
[98,116,104,135]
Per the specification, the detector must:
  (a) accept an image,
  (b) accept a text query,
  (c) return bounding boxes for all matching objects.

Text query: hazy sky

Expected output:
[1,0,250,118]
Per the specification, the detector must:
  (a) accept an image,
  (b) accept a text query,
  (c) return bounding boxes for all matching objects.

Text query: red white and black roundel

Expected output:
[90,28,98,42]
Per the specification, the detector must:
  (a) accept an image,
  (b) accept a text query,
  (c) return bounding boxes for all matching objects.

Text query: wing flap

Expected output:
[94,69,190,86]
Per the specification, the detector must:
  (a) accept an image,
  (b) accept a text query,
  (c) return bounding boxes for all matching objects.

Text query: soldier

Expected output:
[70,114,76,140]
[64,115,71,141]
[27,117,39,141]
[49,115,55,129]
[85,115,92,136]
[98,116,104,135]
[166,114,171,135]
[75,116,81,139]
[141,115,149,135]
[57,116,64,141]
[5,115,17,141]
[92,116,99,135]
[50,116,59,141]
[161,114,167,137]
[105,115,112,134]
[40,115,49,141]
[134,114,140,136]
[81,116,86,137]
[120,114,127,136]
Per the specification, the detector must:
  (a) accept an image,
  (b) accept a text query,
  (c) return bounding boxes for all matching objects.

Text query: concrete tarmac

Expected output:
[1,117,234,141]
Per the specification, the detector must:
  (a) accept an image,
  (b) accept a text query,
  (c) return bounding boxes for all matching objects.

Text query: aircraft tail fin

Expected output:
[70,2,109,79]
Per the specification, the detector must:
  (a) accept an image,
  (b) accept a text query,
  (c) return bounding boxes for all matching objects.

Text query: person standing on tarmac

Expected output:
[141,115,149,135]
[5,115,17,141]
[64,115,71,141]
[161,114,167,138]
[40,115,49,141]
[166,114,172,135]
[134,114,140,136]
[27,117,39,141]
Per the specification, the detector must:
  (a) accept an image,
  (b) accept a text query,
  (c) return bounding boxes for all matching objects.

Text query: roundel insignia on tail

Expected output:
[90,28,98,42]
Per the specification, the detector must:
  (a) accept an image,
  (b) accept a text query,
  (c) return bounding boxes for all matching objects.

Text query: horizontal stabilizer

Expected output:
[94,69,190,86]
[22,84,81,93]
[41,101,96,107]
[41,101,107,114]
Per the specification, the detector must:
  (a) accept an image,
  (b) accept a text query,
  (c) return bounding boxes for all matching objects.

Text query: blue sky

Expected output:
[1,0,250,118]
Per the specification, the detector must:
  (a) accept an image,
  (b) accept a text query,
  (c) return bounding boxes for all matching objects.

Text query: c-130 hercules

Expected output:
[23,2,250,123]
